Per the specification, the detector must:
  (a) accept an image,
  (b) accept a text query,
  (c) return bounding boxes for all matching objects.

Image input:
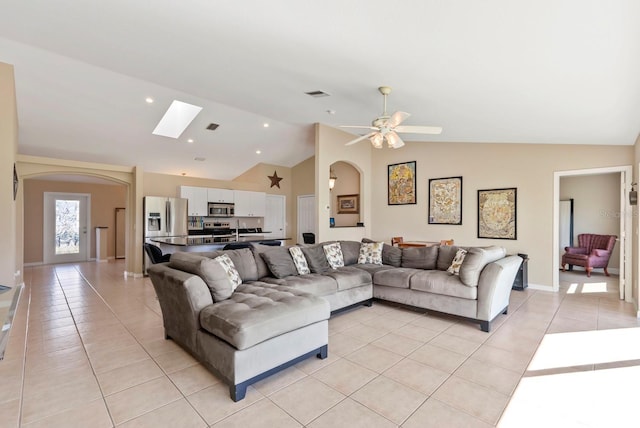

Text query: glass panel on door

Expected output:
[55,199,80,255]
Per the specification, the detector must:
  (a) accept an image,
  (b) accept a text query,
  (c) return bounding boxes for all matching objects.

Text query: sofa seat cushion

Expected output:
[257,274,338,297]
[325,266,372,291]
[199,282,330,351]
[352,263,395,275]
[373,268,420,289]
[410,270,477,300]
[401,246,438,270]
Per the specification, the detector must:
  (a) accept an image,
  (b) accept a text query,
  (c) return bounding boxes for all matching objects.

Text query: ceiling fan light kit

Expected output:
[342,86,442,149]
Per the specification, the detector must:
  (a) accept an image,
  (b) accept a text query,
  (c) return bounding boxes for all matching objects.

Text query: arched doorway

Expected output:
[16,155,140,276]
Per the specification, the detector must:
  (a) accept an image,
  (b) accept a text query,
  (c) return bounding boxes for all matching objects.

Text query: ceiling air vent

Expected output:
[194,157,206,162]
[305,90,330,98]
[206,123,220,131]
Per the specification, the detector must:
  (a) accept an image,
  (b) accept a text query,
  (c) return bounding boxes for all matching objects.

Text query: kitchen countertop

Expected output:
[151,236,289,246]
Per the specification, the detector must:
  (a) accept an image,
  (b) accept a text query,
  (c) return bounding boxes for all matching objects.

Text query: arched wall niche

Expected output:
[330,161,362,227]
[17,155,143,276]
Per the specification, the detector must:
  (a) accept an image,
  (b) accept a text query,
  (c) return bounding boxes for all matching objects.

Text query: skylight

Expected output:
[152,100,203,139]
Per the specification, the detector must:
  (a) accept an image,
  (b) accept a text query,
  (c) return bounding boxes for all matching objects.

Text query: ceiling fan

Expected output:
[342,86,442,149]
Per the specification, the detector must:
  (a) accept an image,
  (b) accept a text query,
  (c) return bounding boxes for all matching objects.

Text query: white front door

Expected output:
[43,192,91,264]
[264,195,286,239]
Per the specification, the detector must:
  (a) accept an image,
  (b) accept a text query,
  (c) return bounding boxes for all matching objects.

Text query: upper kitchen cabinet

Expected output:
[179,186,208,216]
[234,190,266,217]
[207,188,234,204]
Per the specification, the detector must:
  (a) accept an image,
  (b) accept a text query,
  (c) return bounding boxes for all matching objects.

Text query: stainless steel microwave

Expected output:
[208,203,234,217]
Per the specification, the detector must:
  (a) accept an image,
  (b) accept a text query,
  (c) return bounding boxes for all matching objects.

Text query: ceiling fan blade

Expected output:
[386,131,405,149]
[394,125,443,134]
[345,132,376,146]
[340,125,378,130]
[387,111,411,128]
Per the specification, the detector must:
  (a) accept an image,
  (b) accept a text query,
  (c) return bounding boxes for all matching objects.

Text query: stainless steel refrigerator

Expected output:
[143,196,188,273]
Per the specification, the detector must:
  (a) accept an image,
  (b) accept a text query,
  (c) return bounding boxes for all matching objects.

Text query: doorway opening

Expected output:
[553,166,632,301]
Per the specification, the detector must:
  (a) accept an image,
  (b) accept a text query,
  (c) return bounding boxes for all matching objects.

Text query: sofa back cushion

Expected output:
[402,246,438,269]
[209,248,259,282]
[260,247,298,279]
[339,241,361,265]
[459,246,506,286]
[168,252,238,301]
[437,245,462,271]
[251,244,273,279]
[301,244,332,273]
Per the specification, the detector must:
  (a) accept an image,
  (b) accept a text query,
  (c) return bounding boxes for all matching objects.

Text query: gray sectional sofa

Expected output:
[148,240,522,401]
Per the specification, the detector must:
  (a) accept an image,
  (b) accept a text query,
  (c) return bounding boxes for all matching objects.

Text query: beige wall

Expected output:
[330,161,361,227]
[0,62,19,286]
[560,173,621,268]
[23,179,127,263]
[368,142,632,288]
[316,123,372,242]
[291,156,315,241]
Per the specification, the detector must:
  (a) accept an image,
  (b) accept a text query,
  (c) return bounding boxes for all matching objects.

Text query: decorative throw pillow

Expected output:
[323,242,345,269]
[214,254,242,291]
[289,246,311,275]
[447,248,468,275]
[358,242,384,265]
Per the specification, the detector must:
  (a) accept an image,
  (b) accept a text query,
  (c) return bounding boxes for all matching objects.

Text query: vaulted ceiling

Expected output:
[1,1,639,180]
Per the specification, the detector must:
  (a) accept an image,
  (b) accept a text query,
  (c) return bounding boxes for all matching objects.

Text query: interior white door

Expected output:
[297,195,316,244]
[264,195,285,239]
[43,192,91,264]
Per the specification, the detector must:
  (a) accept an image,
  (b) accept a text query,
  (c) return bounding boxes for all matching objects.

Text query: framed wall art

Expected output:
[428,176,462,225]
[477,187,517,239]
[337,194,359,214]
[388,161,416,205]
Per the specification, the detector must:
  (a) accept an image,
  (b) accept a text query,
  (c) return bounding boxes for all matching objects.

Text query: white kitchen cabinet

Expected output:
[234,190,266,217]
[179,186,208,216]
[207,188,234,203]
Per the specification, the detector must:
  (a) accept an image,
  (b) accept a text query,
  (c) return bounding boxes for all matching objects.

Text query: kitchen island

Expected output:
[149,235,290,254]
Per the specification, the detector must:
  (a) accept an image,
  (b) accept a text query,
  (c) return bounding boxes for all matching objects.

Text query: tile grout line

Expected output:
[70,265,210,427]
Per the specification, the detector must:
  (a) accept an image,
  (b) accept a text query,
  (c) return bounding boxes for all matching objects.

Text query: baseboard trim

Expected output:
[125,271,143,278]
[527,283,554,292]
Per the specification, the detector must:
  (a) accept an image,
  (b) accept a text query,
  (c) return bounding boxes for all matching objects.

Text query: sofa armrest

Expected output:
[148,263,213,352]
[592,249,610,257]
[476,255,522,322]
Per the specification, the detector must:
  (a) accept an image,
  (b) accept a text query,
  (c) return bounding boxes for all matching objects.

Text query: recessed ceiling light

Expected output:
[152,100,203,139]
[187,139,194,143]
[256,150,261,154]
[263,123,269,128]
[145,97,154,104]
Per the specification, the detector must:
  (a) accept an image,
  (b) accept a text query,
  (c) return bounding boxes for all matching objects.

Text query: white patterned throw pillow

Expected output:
[214,254,242,291]
[447,248,468,275]
[289,246,311,274]
[323,242,345,269]
[357,242,384,265]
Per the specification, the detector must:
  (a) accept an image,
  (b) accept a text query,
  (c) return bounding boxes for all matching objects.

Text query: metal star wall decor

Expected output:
[268,171,283,188]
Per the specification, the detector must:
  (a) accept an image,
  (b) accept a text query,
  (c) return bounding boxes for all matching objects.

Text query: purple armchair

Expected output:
[561,234,617,277]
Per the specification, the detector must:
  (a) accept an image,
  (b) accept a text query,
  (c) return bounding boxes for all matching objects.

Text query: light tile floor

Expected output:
[0,261,638,427]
